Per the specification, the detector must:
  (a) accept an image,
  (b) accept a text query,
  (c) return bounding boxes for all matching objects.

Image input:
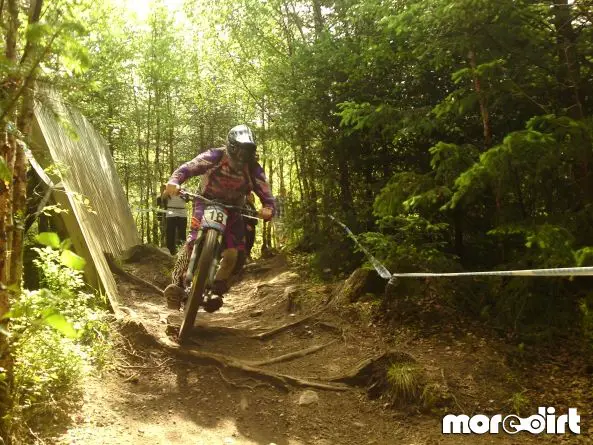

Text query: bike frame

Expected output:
[183,208,226,292]
[179,189,262,296]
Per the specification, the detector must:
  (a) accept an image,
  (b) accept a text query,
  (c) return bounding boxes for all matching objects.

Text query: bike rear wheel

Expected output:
[178,230,219,343]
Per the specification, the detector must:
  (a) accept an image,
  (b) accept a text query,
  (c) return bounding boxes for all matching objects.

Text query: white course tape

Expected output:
[132,207,171,215]
[322,214,593,280]
[322,214,392,279]
[389,267,593,277]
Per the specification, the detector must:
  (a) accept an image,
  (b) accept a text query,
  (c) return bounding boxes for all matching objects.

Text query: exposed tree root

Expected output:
[251,307,327,340]
[192,324,260,337]
[215,368,277,391]
[106,254,164,294]
[314,321,345,335]
[157,336,350,392]
[166,314,261,337]
[243,263,273,274]
[248,340,338,367]
[329,351,416,386]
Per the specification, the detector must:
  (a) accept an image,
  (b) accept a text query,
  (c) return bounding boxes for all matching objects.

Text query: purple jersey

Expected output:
[168,147,275,212]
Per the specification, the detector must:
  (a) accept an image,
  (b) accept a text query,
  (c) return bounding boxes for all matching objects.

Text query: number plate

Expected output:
[201,205,228,231]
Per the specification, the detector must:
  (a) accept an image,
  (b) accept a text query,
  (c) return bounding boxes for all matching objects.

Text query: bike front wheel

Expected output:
[178,229,219,343]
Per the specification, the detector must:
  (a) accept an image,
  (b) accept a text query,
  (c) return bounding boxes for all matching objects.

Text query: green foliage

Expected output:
[32,246,85,294]
[429,142,479,187]
[509,391,531,416]
[25,0,593,349]
[575,247,593,267]
[386,362,422,403]
[373,173,435,217]
[35,232,61,249]
[0,155,10,182]
[7,236,110,439]
[488,224,576,268]
[60,249,87,271]
[360,215,456,293]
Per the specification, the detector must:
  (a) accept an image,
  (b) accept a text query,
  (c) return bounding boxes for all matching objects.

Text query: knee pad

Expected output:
[222,247,238,263]
[234,250,246,274]
[216,248,238,280]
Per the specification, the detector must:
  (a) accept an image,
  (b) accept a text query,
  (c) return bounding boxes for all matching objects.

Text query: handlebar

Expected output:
[178,189,262,221]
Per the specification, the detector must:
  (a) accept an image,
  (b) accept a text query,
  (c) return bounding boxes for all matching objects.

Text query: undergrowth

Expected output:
[386,362,422,404]
[5,238,111,444]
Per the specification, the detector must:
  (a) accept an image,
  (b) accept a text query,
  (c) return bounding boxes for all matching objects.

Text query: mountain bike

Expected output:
[177,190,258,343]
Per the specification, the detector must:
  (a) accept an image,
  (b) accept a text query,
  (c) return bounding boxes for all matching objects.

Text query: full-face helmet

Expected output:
[227,124,256,166]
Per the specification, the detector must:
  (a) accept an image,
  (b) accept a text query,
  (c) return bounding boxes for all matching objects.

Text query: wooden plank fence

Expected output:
[29,92,141,314]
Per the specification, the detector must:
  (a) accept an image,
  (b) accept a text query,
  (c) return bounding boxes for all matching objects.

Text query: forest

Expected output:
[1,0,593,443]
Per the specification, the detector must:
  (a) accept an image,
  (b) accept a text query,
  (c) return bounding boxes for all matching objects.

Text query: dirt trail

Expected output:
[54,251,588,444]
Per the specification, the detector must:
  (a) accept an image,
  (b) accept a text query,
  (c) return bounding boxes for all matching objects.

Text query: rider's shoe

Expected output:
[164,284,184,310]
[203,280,228,313]
[203,295,224,313]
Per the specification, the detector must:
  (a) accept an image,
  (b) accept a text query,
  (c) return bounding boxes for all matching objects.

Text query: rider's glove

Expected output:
[258,207,273,221]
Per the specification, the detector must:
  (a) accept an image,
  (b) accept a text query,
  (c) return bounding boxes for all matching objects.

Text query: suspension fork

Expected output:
[206,232,225,287]
[184,229,204,288]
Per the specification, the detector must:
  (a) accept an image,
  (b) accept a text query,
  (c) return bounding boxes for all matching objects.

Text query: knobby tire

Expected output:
[178,230,219,343]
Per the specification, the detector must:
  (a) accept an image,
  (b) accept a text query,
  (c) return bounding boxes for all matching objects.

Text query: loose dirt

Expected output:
[53,250,591,444]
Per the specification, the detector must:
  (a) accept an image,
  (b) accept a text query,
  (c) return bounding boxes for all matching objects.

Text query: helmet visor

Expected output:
[234,132,256,145]
[235,143,256,163]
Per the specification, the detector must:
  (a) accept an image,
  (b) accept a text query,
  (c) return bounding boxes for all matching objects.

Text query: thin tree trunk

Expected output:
[338,155,353,217]
[12,1,43,285]
[292,146,304,201]
[0,0,19,285]
[552,0,591,203]
[260,103,270,250]
[145,90,152,244]
[279,155,285,194]
[552,0,584,119]
[107,102,115,155]
[266,158,274,248]
[468,49,492,149]
[166,90,175,174]
[454,206,464,262]
[9,142,25,285]
[288,150,295,197]
[153,86,161,244]
[311,0,324,37]
[303,148,318,232]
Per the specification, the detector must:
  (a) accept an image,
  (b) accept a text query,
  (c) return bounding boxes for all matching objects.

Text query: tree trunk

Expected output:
[107,102,115,156]
[551,0,591,203]
[166,90,175,174]
[12,0,41,283]
[1,1,44,440]
[153,86,161,244]
[9,141,25,285]
[467,49,492,150]
[453,206,464,262]
[265,158,274,248]
[337,154,353,217]
[291,147,303,199]
[0,0,19,285]
[552,0,584,119]
[145,90,152,244]
[279,155,285,194]
[311,0,324,37]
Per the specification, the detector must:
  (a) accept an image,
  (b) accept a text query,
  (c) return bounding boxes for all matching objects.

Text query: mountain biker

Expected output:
[162,124,275,313]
